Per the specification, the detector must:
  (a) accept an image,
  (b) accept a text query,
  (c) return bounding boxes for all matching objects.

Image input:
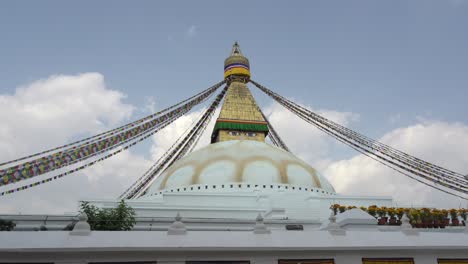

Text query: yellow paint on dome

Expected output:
[144,140,335,194]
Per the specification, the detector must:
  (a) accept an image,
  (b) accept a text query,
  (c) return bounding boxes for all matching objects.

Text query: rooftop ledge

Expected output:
[0,229,467,252]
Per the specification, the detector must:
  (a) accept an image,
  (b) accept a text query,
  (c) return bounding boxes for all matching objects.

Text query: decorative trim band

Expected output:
[213,121,269,133]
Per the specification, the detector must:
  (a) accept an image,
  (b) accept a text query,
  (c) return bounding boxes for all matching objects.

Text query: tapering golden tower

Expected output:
[211,43,269,143]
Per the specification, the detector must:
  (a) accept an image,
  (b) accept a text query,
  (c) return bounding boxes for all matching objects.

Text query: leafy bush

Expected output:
[79,200,136,231]
[0,219,16,231]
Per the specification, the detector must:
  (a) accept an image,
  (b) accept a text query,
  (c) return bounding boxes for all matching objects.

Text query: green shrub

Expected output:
[79,200,136,231]
[0,219,16,231]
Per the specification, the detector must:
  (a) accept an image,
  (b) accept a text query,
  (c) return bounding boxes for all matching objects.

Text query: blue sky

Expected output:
[0,1,467,211]
[1,1,467,132]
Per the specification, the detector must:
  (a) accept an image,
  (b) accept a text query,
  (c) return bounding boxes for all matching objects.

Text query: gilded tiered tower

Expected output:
[211,42,269,143]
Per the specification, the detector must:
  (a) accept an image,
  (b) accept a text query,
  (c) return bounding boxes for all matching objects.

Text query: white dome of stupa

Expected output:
[143,140,335,196]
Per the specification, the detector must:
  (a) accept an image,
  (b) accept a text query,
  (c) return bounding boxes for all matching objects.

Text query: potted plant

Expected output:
[387,208,397,225]
[338,205,347,214]
[409,209,421,228]
[441,209,450,227]
[367,205,377,219]
[330,204,340,215]
[420,208,433,228]
[449,209,459,226]
[438,210,447,228]
[459,209,467,226]
[396,208,405,225]
[432,209,441,228]
[377,206,388,225]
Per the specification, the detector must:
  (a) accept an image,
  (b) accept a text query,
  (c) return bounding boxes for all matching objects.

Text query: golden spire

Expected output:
[230,41,243,56]
[211,43,268,143]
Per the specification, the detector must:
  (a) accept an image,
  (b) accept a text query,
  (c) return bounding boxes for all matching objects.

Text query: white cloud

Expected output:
[0,73,219,214]
[167,25,198,42]
[142,96,157,114]
[0,73,134,160]
[388,113,401,124]
[0,73,149,214]
[186,25,197,38]
[0,151,151,214]
[263,103,467,208]
[1,75,466,214]
[264,102,359,170]
[325,121,468,208]
[150,107,219,160]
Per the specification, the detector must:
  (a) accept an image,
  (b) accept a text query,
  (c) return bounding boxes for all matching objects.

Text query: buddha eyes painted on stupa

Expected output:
[229,131,241,136]
[228,131,257,137]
